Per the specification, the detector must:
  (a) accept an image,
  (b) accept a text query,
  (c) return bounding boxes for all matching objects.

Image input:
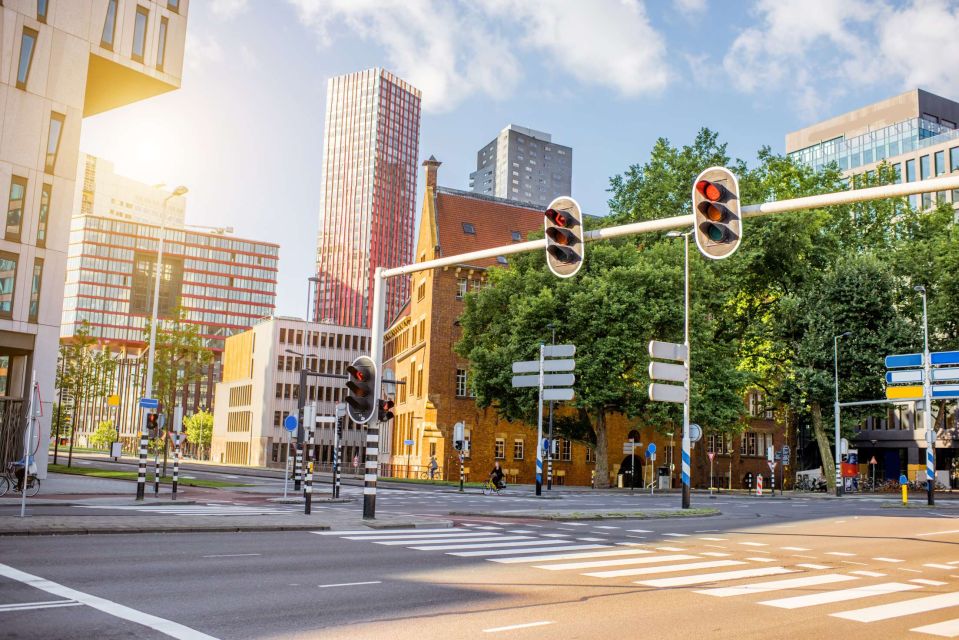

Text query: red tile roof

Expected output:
[434,188,544,268]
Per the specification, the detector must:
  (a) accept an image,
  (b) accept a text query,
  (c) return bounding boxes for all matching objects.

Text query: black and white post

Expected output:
[304,404,315,515]
[363,421,378,519]
[171,405,182,500]
[334,403,345,498]
[136,418,147,501]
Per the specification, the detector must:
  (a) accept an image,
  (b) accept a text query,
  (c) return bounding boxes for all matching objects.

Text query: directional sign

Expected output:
[511,373,575,388]
[885,353,923,368]
[543,388,574,401]
[689,423,702,443]
[707,452,715,462]
[648,383,687,404]
[543,344,576,358]
[623,441,639,455]
[512,359,576,374]
[886,369,923,384]
[404,439,415,446]
[283,414,298,432]
[933,384,959,398]
[649,361,687,383]
[931,351,959,366]
[886,385,923,400]
[139,397,158,409]
[648,340,688,363]
[932,368,959,382]
[768,461,777,472]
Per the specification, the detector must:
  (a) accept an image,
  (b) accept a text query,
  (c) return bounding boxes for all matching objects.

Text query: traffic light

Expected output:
[377,399,395,423]
[692,167,742,260]
[345,355,376,424]
[544,196,585,278]
[146,412,159,438]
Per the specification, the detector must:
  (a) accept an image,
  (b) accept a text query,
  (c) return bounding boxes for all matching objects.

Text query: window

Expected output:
[37,0,48,22]
[36,183,50,248]
[585,447,593,463]
[455,278,467,299]
[905,159,917,208]
[416,280,426,301]
[45,112,65,174]
[0,252,17,318]
[951,147,959,172]
[511,231,522,242]
[156,17,168,71]
[561,439,571,461]
[399,377,407,403]
[17,28,38,90]
[28,258,42,322]
[132,6,149,63]
[167,0,179,12]
[416,366,423,397]
[496,256,508,265]
[101,0,118,49]
[513,439,524,460]
[455,368,467,397]
[462,222,476,235]
[494,438,505,459]
[935,150,946,176]
[6,177,26,242]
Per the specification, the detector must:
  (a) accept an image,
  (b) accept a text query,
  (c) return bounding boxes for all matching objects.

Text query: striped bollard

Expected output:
[153,450,160,496]
[136,431,147,501]
[172,433,180,500]
[459,453,465,493]
[681,436,691,509]
[927,444,936,506]
[294,444,303,492]
[362,423,378,519]
[333,413,343,499]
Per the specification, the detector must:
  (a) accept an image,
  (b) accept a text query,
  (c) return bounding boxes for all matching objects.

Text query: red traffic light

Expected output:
[545,208,579,228]
[695,179,731,203]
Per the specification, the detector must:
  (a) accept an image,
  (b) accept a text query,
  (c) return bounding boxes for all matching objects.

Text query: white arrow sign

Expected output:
[543,388,574,401]
[512,359,576,374]
[649,361,687,383]
[543,344,576,358]
[648,340,688,363]
[886,369,923,384]
[648,382,687,404]
[511,373,575,388]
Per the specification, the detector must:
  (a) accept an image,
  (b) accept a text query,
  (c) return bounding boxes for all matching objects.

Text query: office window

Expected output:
[0,252,17,318]
[951,147,959,172]
[513,439,524,460]
[6,177,26,242]
[416,280,425,301]
[905,159,917,208]
[17,28,38,90]
[156,17,168,71]
[920,154,930,179]
[132,6,149,63]
[494,438,505,459]
[36,183,50,248]
[28,258,43,322]
[455,278,467,299]
[511,231,522,242]
[167,0,179,13]
[37,0,48,22]
[101,0,118,49]
[45,112,65,175]
[935,150,946,176]
[455,368,467,397]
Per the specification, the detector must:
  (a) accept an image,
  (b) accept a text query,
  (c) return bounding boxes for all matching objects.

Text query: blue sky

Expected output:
[79,0,959,317]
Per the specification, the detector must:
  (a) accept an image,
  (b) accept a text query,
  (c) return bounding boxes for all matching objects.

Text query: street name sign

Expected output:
[543,388,575,401]
[139,397,158,409]
[933,384,959,398]
[932,367,959,382]
[886,369,923,384]
[543,344,576,358]
[648,340,688,363]
[931,351,959,366]
[511,373,575,388]
[886,353,923,368]
[886,385,923,400]
[512,359,575,374]
[404,439,415,446]
[623,441,639,455]
[649,361,686,383]
[648,382,687,404]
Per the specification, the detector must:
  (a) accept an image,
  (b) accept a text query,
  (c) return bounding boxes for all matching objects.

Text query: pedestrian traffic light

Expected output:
[345,356,376,424]
[146,412,158,438]
[692,167,742,260]
[377,399,395,423]
[544,196,585,278]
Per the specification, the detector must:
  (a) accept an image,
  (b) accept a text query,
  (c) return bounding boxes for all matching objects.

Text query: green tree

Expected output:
[183,409,213,460]
[59,323,116,467]
[88,420,116,451]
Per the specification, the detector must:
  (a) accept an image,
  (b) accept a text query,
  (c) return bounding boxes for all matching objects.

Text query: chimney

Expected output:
[422,155,441,191]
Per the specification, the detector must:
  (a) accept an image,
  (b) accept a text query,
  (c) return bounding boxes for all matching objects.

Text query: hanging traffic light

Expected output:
[544,196,585,278]
[378,399,395,423]
[692,167,742,260]
[345,356,376,424]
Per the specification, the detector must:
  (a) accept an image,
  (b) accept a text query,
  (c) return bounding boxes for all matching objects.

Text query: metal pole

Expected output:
[136,429,147,501]
[19,373,36,518]
[334,405,344,498]
[283,429,290,499]
[459,452,464,492]
[834,334,843,497]
[547,325,555,490]
[171,405,182,500]
[304,404,315,515]
[536,343,545,496]
[153,448,159,495]
[920,288,934,506]
[681,232,691,509]
[295,368,306,492]
[364,268,387,519]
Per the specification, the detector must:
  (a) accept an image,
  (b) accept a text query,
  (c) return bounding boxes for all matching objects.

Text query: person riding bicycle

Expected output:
[489,461,505,490]
[10,453,34,493]
[428,456,438,480]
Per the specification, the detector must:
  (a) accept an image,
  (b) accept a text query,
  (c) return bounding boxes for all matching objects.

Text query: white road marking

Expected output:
[560,522,588,526]
[825,552,856,557]
[911,579,948,586]
[925,564,956,570]
[698,573,857,598]
[483,621,554,633]
[738,542,768,547]
[343,532,495,541]
[913,619,959,637]
[637,567,794,588]
[917,530,959,537]
[410,540,568,551]
[761,582,920,609]
[201,554,261,558]
[577,537,608,542]
[317,581,381,588]
[593,526,620,530]
[313,528,453,536]
[663,533,689,537]
[450,545,609,558]
[0,600,82,612]
[491,549,649,564]
[584,559,744,579]
[873,557,904,563]
[375,535,526,546]
[536,554,695,571]
[849,570,886,577]
[627,529,652,533]
[700,552,731,557]
[656,546,685,552]
[781,546,810,551]
[834,591,959,623]
[699,537,728,541]
[747,557,778,563]
[0,563,219,640]
[541,534,571,538]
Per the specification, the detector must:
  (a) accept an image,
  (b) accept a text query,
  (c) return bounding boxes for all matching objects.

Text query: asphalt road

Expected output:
[3,496,959,639]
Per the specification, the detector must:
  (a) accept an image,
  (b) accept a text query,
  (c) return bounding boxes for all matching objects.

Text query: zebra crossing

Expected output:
[78,503,299,516]
[314,525,959,637]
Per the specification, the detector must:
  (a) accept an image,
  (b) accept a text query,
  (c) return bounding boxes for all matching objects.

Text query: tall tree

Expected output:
[58,323,116,467]
[183,409,213,460]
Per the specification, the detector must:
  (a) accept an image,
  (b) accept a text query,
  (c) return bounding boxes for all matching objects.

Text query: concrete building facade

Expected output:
[210,317,369,468]
[0,0,188,473]
[75,152,185,226]
[468,124,572,208]
[314,68,421,329]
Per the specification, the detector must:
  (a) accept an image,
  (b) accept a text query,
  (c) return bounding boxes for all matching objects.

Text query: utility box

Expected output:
[658,466,670,490]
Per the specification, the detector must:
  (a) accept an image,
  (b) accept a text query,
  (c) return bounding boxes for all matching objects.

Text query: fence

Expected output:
[0,397,26,469]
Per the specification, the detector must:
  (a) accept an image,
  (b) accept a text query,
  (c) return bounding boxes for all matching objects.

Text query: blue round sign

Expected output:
[647,442,657,454]
[899,474,908,485]
[283,415,298,432]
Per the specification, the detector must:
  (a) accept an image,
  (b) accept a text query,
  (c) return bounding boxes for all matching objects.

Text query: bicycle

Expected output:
[0,466,41,497]
[482,479,506,496]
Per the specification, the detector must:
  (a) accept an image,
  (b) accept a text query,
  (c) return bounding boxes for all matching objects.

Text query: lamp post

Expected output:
[833,331,851,497]
[915,284,934,506]
[307,276,320,323]
[667,229,692,509]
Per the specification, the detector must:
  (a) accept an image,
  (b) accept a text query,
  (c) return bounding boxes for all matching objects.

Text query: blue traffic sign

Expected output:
[647,442,657,454]
[139,397,158,409]
[931,351,959,366]
[885,353,923,369]
[932,384,959,398]
[899,474,908,485]
[283,415,298,432]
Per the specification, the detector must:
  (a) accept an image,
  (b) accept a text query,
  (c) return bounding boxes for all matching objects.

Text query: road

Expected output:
[3,492,959,639]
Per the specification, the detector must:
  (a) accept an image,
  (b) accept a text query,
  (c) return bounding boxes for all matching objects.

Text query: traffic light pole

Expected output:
[681,231,691,510]
[364,175,959,515]
[535,343,545,497]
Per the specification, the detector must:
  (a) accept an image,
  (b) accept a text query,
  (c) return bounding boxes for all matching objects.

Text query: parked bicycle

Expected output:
[0,463,41,497]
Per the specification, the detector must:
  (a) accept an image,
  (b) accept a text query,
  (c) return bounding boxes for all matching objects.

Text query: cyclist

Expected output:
[428,456,438,480]
[489,461,505,490]
[11,453,34,493]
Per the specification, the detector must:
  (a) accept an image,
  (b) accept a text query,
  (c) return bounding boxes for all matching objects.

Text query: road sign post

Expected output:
[648,340,691,508]
[707,452,715,494]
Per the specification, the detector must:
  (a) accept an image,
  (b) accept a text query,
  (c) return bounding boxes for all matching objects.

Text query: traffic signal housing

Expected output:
[146,412,159,438]
[692,167,742,260]
[378,399,395,423]
[345,356,376,424]
[544,196,585,278]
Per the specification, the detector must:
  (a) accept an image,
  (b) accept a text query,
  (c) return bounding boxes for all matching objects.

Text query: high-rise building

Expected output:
[76,153,186,226]
[0,1,188,475]
[468,124,572,207]
[314,68,421,329]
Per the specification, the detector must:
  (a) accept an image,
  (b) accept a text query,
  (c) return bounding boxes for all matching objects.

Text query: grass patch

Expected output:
[48,464,249,489]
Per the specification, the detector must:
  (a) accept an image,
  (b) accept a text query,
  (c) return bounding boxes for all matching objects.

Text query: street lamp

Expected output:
[915,284,934,505]
[307,276,321,323]
[833,330,851,497]
[667,229,693,509]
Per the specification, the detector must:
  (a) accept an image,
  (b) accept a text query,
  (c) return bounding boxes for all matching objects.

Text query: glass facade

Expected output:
[315,69,421,328]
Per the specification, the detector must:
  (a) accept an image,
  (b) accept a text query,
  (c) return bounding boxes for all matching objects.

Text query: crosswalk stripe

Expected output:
[409,540,569,551]
[912,579,948,586]
[584,559,744,579]
[373,536,529,546]
[796,564,830,570]
[489,548,648,564]
[637,566,795,588]
[656,546,685,552]
[664,533,689,537]
[825,552,856,557]
[697,574,857,598]
[746,557,778,563]
[911,618,959,637]
[455,545,611,558]
[761,582,920,609]
[833,591,959,623]
[701,552,731,557]
[313,528,453,536]
[739,542,768,547]
[699,537,727,541]
[342,532,500,541]
[850,570,886,577]
[781,547,810,551]
[925,564,956,570]
[873,557,904,563]
[536,554,694,572]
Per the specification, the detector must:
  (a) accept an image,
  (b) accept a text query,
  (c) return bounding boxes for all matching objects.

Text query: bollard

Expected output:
[902,484,908,506]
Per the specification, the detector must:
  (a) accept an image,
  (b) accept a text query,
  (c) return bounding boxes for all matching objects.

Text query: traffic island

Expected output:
[448,507,720,520]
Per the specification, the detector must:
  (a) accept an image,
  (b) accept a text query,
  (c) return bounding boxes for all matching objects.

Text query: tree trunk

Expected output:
[810,401,835,491]
[593,410,609,488]
[67,389,80,468]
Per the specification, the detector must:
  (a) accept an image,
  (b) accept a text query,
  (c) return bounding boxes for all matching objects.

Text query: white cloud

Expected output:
[211,0,250,20]
[875,0,959,95]
[673,0,707,15]
[184,32,224,72]
[287,0,669,112]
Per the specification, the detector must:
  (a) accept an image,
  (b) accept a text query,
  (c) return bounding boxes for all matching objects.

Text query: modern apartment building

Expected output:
[76,152,186,226]
[0,0,188,474]
[314,68,421,329]
[468,124,572,207]
[210,317,369,468]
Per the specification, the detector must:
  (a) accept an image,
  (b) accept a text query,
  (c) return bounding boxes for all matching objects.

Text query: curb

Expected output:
[268,497,355,504]
[0,499,198,507]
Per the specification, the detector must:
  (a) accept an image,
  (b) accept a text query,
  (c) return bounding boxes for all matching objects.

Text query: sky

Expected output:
[79,0,959,318]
